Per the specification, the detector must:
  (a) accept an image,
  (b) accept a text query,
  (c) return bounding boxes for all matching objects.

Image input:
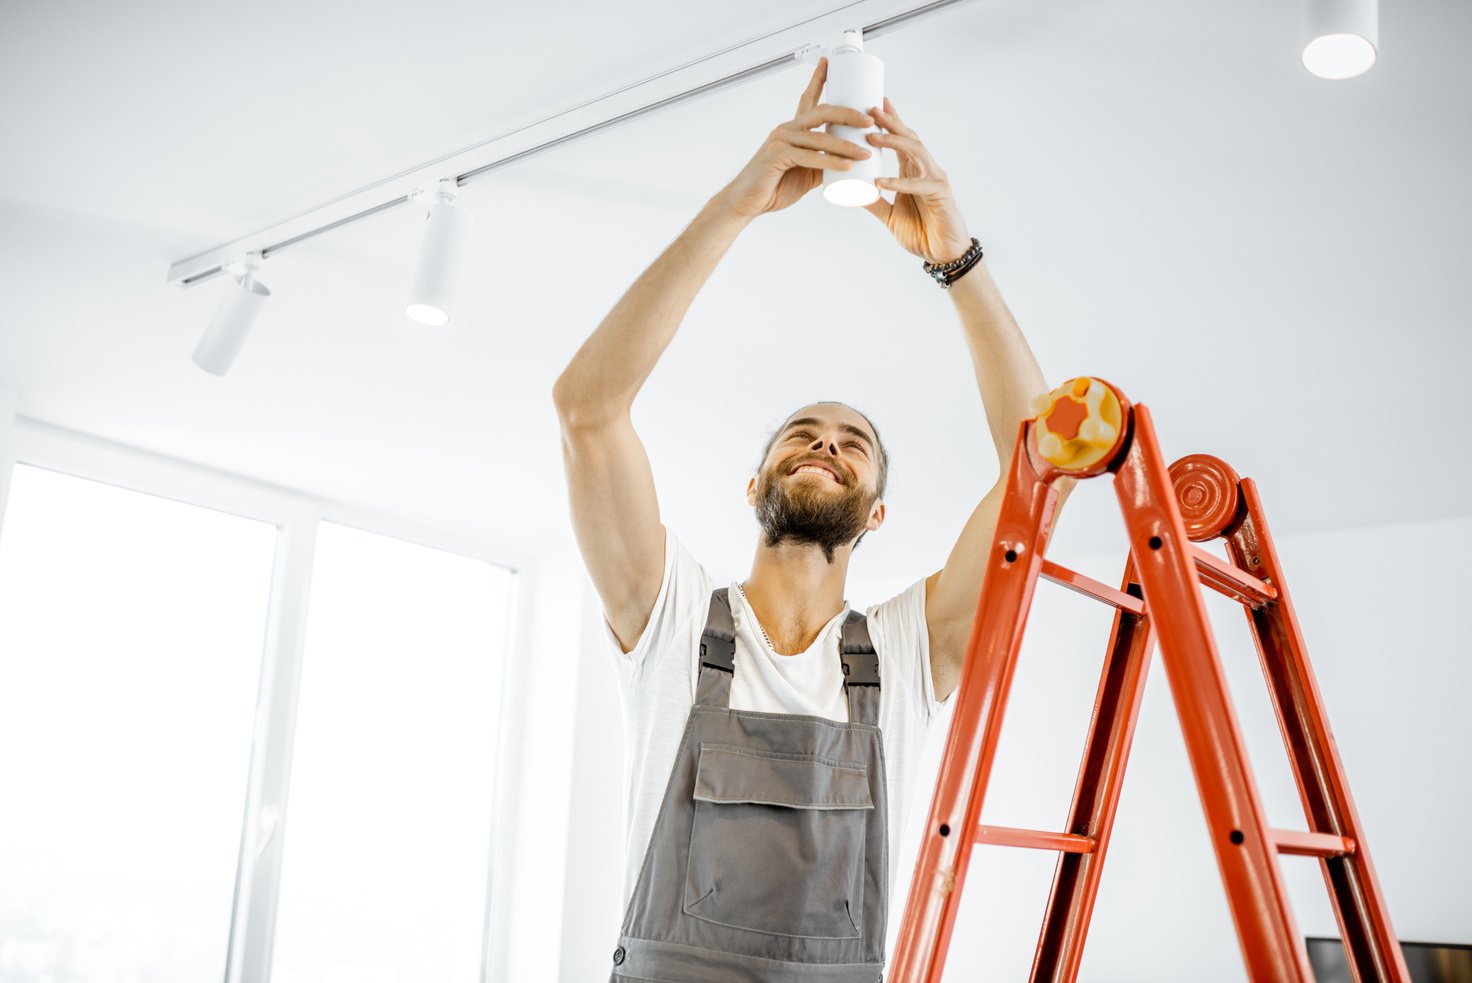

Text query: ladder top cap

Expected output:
[1031,376,1128,474]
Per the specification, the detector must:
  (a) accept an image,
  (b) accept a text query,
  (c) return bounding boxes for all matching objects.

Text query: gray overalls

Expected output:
[610,587,889,983]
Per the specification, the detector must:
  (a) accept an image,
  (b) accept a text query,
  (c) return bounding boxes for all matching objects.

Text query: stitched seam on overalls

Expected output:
[680,906,865,942]
[697,742,866,772]
[616,934,880,969]
[690,704,882,734]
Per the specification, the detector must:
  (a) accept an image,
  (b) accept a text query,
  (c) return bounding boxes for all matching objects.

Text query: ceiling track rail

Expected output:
[167,0,982,288]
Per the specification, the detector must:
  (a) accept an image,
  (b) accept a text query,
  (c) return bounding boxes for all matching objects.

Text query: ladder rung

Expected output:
[977,824,1096,854]
[1271,828,1357,858]
[1188,545,1279,608]
[1040,560,1145,615]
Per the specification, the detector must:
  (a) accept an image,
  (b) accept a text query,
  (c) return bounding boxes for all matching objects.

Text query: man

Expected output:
[553,56,1059,982]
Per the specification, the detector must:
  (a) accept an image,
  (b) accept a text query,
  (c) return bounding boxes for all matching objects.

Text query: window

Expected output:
[269,521,512,983]
[0,464,276,982]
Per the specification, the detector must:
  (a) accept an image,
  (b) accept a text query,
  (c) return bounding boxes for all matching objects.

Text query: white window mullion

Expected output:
[226,513,319,983]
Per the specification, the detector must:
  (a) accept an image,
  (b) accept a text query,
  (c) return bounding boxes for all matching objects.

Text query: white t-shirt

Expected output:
[602,525,950,911]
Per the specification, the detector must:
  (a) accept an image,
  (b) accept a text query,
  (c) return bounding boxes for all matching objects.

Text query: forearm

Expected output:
[945,260,1049,469]
[553,193,751,423]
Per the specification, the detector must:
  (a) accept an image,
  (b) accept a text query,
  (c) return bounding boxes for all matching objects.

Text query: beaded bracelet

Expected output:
[922,237,984,289]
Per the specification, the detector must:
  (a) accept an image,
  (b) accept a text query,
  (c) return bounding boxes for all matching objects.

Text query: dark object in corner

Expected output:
[1307,937,1472,983]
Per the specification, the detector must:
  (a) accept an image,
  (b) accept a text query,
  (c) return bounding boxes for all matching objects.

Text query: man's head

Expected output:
[746,401,890,562]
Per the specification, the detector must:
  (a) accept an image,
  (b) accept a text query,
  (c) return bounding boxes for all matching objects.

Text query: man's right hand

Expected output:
[714,57,878,220]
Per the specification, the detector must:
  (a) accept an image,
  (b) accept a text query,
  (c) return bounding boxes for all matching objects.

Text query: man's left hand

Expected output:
[862,98,973,264]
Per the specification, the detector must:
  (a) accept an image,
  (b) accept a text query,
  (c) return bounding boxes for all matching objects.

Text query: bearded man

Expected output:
[553,57,1062,983]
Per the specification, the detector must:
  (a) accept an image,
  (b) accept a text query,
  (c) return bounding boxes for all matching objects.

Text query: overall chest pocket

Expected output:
[683,743,873,940]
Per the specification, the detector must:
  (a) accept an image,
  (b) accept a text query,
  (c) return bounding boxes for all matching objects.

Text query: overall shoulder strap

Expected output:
[695,588,735,707]
[840,609,881,726]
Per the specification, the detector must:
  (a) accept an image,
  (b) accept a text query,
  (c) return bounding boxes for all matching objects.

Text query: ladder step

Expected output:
[1271,828,1357,858]
[977,824,1096,854]
[1188,545,1279,608]
[1040,560,1145,615]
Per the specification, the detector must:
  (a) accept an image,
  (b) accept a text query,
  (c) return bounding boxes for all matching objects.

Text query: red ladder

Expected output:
[889,378,1409,982]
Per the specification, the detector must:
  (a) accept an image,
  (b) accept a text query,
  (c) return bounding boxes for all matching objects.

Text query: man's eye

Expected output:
[847,442,868,454]
[790,431,812,440]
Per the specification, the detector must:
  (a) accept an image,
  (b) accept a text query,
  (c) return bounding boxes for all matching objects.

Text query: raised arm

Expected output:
[552,58,875,652]
[860,98,1068,701]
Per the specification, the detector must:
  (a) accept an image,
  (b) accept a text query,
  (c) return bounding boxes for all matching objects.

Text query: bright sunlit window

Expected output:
[0,463,277,982]
[269,521,513,983]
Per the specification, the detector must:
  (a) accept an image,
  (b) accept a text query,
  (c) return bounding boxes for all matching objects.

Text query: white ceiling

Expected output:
[2,0,1468,604]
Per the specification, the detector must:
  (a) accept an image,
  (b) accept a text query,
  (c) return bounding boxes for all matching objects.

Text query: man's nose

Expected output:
[809,434,838,454]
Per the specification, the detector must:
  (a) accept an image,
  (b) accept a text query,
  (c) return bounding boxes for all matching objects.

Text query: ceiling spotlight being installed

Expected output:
[406,178,471,326]
[193,252,269,376]
[822,30,884,208]
[1302,0,1378,79]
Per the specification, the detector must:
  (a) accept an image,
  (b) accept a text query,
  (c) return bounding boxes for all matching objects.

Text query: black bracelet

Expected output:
[923,237,984,288]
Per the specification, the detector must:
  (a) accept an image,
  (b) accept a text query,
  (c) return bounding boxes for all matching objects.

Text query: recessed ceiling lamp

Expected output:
[1302,0,1378,79]
[406,178,471,326]
[192,252,268,376]
[823,30,885,208]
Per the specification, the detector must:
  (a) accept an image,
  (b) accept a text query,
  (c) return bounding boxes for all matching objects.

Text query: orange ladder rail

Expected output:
[888,378,1409,983]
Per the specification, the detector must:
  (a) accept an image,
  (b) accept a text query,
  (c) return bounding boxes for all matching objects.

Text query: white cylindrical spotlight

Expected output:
[1302,0,1378,79]
[822,30,884,208]
[406,178,471,326]
[193,254,269,376]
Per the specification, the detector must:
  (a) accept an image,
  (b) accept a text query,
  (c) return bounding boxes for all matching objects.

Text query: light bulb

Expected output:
[823,179,881,207]
[1302,33,1377,79]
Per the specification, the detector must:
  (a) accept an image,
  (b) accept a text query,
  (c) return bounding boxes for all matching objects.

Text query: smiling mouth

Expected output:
[790,464,842,483]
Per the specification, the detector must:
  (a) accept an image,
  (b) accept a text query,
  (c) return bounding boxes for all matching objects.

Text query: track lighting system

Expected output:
[177,0,1379,374]
[192,253,269,376]
[405,179,471,326]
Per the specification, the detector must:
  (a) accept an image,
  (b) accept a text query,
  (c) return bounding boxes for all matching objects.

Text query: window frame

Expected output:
[0,412,530,983]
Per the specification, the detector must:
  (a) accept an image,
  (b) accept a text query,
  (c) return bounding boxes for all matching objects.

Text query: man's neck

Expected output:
[742,539,852,655]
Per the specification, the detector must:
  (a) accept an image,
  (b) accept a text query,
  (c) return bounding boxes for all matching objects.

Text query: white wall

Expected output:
[556,515,1472,980]
[0,386,18,544]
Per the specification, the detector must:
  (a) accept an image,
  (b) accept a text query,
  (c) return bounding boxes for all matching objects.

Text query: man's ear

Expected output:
[746,475,758,506]
[866,499,886,532]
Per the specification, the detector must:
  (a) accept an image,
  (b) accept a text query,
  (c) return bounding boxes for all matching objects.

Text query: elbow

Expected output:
[551,371,589,421]
[553,375,623,432]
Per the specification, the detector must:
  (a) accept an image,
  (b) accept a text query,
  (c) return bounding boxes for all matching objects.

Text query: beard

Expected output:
[753,459,877,564]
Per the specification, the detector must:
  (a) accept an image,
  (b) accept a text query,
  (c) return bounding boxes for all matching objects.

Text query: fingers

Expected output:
[863,195,893,224]
[873,96,917,138]
[866,130,944,177]
[796,58,827,116]
[875,176,950,196]
[787,128,872,160]
[783,146,848,172]
[790,102,873,132]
